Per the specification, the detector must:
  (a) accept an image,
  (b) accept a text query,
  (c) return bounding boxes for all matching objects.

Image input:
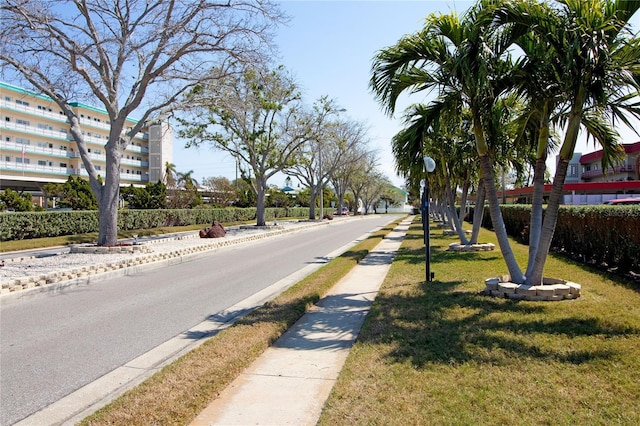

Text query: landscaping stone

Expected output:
[483,276,581,301]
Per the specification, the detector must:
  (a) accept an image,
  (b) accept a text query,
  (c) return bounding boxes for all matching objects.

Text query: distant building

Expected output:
[0,82,172,204]
[491,142,640,205]
[579,142,640,182]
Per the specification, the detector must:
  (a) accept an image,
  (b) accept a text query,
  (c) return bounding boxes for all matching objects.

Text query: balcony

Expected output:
[2,120,70,141]
[581,164,637,181]
[1,99,68,123]
[1,141,77,159]
[0,161,71,176]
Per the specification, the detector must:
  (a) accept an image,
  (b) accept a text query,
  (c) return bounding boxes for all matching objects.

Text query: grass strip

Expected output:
[319,218,640,425]
[79,218,404,425]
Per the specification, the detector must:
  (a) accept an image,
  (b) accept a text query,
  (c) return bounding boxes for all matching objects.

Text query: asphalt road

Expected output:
[0,215,401,425]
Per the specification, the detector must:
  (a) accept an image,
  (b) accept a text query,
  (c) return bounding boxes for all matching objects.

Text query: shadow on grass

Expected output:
[361,283,635,368]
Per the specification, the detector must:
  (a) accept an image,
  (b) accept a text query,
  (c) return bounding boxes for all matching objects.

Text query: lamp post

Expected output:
[423,156,436,282]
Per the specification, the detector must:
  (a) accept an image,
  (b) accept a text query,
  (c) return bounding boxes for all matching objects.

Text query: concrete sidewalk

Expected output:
[189,217,412,426]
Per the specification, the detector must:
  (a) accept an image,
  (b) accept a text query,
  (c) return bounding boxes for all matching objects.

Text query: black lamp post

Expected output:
[422,156,436,282]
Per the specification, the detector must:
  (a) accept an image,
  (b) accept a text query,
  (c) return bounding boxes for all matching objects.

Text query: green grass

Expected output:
[319,218,640,425]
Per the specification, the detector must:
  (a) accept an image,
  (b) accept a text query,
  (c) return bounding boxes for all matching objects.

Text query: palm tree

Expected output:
[164,162,177,189]
[371,1,528,282]
[495,0,640,284]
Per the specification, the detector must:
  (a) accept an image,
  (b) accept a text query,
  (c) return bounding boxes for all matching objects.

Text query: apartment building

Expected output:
[579,142,640,182]
[0,82,172,198]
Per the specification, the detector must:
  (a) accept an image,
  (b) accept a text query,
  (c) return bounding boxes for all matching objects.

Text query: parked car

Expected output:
[603,197,640,205]
[333,207,349,215]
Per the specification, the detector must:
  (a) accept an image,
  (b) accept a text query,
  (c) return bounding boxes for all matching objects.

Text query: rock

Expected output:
[200,220,226,238]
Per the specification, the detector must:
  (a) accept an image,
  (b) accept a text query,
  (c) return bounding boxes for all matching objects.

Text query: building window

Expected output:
[96,165,101,171]
[16,119,30,125]
[16,138,30,145]
[5,156,10,162]
[5,136,10,142]
[60,163,67,168]
[38,160,47,166]
[4,96,10,101]
[569,165,578,176]
[16,99,29,106]
[16,157,30,164]
[60,145,67,150]
[5,117,10,122]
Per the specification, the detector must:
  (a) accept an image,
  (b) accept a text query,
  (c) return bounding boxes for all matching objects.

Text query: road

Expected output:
[0,215,400,425]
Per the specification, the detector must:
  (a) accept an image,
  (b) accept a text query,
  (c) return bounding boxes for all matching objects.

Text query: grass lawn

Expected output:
[319,218,640,425]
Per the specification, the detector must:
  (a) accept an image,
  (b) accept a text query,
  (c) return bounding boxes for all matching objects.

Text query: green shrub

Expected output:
[467,204,640,273]
[0,207,310,241]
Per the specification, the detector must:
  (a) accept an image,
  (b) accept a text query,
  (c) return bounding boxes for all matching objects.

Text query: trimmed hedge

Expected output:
[0,207,310,241]
[468,204,640,273]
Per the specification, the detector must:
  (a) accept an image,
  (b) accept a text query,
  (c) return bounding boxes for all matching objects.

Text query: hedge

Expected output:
[0,207,310,241]
[467,204,640,273]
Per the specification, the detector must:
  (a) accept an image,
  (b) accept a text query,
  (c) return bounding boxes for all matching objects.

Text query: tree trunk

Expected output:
[525,107,550,278]
[527,157,569,285]
[96,149,122,246]
[309,190,317,220]
[256,176,267,226]
[446,178,469,245]
[525,155,547,278]
[469,178,485,245]
[459,179,470,224]
[528,98,583,285]
[479,153,525,283]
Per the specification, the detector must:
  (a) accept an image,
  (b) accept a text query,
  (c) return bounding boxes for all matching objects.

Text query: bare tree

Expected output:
[331,142,374,215]
[360,172,390,215]
[348,150,380,215]
[285,117,366,219]
[0,0,284,245]
[179,65,336,226]
[201,176,237,207]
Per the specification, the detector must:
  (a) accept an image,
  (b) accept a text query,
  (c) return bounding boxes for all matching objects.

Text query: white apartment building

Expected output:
[0,82,172,201]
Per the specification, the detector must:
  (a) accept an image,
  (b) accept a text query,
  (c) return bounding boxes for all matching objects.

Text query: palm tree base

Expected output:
[483,276,581,301]
[448,242,495,252]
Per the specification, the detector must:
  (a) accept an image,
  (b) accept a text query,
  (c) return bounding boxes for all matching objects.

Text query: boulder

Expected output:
[200,220,226,238]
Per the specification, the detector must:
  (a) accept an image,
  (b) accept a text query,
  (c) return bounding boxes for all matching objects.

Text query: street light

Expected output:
[422,156,436,282]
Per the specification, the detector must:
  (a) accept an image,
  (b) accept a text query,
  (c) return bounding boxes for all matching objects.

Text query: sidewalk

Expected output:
[189,217,412,426]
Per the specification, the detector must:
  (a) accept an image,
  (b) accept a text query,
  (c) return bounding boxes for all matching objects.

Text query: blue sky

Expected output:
[173,0,476,187]
[173,0,640,188]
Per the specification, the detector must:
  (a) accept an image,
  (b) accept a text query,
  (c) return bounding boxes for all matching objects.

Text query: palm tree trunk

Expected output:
[525,107,550,278]
[525,155,547,277]
[470,178,485,245]
[480,153,525,283]
[446,179,469,245]
[459,179,470,223]
[528,157,569,284]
